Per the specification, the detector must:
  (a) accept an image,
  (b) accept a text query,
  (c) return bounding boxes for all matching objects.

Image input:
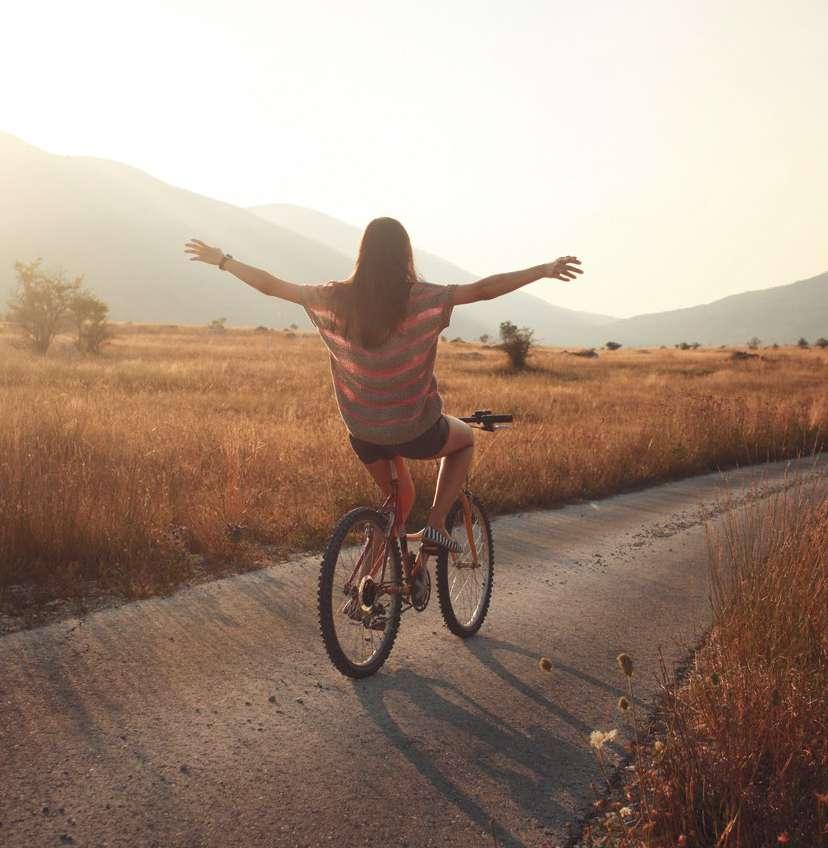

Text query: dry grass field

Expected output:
[1,324,826,605]
[582,483,827,847]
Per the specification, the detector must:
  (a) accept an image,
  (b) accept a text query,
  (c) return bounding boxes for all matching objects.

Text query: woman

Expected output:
[184,218,582,551]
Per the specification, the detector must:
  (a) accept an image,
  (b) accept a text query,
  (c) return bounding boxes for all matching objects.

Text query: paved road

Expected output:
[1,457,826,848]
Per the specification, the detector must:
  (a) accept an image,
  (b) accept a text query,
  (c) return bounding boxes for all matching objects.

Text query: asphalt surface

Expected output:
[1,456,826,848]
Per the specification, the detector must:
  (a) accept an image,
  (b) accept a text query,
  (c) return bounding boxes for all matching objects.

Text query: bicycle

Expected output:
[317,410,513,678]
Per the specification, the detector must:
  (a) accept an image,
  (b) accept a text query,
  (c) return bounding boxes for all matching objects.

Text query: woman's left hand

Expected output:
[184,239,224,265]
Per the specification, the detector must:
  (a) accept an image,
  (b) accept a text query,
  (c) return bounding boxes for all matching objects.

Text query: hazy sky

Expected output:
[3,0,827,317]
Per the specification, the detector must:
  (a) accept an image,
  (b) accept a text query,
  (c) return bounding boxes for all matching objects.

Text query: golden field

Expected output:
[582,482,827,847]
[1,324,826,603]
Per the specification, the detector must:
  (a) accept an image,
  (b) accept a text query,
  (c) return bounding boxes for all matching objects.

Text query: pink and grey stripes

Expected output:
[302,281,456,445]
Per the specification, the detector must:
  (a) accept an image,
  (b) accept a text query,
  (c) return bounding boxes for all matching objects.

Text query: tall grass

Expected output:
[583,483,828,846]
[1,326,825,599]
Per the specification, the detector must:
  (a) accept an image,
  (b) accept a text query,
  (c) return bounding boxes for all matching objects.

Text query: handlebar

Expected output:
[459,410,514,431]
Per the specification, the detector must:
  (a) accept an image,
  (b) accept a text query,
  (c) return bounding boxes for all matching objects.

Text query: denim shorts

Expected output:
[349,415,450,465]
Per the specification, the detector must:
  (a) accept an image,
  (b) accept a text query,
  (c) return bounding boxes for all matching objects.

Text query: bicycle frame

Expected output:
[342,409,513,606]
[342,459,479,606]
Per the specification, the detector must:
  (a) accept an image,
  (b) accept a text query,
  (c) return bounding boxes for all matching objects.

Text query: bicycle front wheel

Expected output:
[318,507,402,678]
[436,493,494,637]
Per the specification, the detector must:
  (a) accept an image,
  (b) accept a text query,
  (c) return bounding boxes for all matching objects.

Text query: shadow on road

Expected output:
[352,634,608,847]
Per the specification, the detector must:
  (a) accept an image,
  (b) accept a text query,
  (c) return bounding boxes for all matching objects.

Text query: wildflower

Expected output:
[618,806,632,818]
[538,656,553,672]
[654,740,665,754]
[618,696,631,712]
[777,833,790,845]
[589,729,618,750]
[617,653,634,677]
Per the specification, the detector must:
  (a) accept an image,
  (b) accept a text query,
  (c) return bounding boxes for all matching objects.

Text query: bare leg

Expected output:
[427,416,474,533]
[363,456,415,523]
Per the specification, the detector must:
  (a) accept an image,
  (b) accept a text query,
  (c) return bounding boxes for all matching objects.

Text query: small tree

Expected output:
[289,323,298,331]
[605,341,622,351]
[499,320,534,369]
[6,259,82,353]
[208,317,227,333]
[747,336,761,350]
[676,341,691,351]
[70,290,111,353]
[479,333,490,345]
[815,337,828,349]
[798,337,810,348]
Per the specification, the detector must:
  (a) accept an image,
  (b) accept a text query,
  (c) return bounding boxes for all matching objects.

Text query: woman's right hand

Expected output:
[544,256,583,281]
[184,239,225,266]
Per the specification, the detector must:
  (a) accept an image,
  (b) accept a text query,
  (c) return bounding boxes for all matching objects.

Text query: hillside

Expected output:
[0,133,348,330]
[0,133,612,342]
[591,271,828,347]
[249,203,615,343]
[3,133,823,345]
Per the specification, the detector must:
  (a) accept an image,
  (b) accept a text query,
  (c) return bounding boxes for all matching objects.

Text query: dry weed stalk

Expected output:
[582,481,828,847]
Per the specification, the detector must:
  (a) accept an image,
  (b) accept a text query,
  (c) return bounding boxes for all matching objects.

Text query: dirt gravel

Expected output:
[1,456,825,848]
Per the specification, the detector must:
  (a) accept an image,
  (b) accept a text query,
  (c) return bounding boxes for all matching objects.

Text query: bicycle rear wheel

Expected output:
[435,493,494,637]
[318,507,402,678]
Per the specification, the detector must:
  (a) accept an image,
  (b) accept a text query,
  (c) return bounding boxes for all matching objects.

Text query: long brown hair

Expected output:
[329,217,418,348]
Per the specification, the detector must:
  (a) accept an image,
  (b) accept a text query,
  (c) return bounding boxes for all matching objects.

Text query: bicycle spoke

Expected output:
[445,503,492,628]
[318,507,407,679]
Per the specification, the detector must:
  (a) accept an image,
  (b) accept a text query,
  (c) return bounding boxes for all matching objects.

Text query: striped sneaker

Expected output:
[421,525,462,553]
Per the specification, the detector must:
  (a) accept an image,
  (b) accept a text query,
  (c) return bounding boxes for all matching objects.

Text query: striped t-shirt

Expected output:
[301,280,456,445]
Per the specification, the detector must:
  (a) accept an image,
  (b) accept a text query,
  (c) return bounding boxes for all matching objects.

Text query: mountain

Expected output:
[0,133,613,341]
[590,271,828,347]
[250,203,615,342]
[0,132,348,330]
[3,133,822,346]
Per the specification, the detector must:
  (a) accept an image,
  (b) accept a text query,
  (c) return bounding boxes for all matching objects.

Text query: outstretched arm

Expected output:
[184,239,305,304]
[452,256,583,305]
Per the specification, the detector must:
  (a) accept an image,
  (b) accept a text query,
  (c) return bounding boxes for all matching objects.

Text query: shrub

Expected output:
[6,259,82,353]
[675,342,691,350]
[70,290,112,354]
[479,334,490,345]
[797,337,809,348]
[207,317,227,333]
[498,320,534,369]
[815,337,828,349]
[605,341,622,350]
[747,336,761,350]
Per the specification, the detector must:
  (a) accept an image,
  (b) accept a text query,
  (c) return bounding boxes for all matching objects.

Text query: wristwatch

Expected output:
[218,253,233,271]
